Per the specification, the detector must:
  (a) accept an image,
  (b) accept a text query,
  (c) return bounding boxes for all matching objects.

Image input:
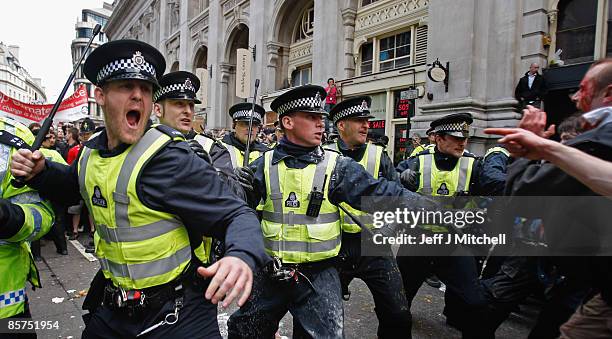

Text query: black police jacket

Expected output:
[27,126,270,271]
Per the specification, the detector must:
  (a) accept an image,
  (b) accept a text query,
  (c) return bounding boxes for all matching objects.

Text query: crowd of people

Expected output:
[0,35,610,339]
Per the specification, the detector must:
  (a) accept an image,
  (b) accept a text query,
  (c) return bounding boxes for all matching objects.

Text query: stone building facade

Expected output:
[0,43,46,105]
[105,0,610,160]
[71,2,114,121]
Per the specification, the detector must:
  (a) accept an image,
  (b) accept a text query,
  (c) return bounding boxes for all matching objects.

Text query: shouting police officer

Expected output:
[11,40,268,338]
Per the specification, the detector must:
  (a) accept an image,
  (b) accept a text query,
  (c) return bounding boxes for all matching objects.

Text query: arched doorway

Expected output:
[268,1,314,90]
[222,23,249,127]
[170,61,179,72]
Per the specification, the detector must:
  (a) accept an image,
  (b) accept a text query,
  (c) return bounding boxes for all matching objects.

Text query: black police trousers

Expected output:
[481,256,590,339]
[396,243,489,339]
[335,232,412,338]
[81,284,220,339]
[227,264,343,338]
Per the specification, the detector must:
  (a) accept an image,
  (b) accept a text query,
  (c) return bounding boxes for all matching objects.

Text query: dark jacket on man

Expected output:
[515,72,547,103]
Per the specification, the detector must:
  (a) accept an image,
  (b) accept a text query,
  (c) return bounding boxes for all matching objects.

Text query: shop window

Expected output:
[360,42,373,75]
[291,66,311,87]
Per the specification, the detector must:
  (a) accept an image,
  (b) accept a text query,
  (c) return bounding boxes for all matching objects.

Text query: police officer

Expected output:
[220,102,270,168]
[0,117,54,334]
[227,85,434,338]
[408,127,436,158]
[324,96,411,338]
[267,120,283,149]
[395,113,505,338]
[11,40,268,338]
[153,71,252,201]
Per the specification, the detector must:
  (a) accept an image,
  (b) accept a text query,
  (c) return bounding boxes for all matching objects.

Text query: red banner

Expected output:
[0,85,89,125]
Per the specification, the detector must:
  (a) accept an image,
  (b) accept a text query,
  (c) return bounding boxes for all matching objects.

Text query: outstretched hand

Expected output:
[484,127,557,160]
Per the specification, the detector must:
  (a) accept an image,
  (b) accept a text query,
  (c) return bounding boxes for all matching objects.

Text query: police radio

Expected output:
[306,175,327,217]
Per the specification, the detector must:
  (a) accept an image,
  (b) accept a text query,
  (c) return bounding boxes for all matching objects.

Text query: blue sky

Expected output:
[0,1,107,103]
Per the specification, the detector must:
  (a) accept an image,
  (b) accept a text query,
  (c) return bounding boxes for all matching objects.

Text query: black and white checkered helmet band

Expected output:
[153,83,196,102]
[434,122,469,133]
[233,109,262,122]
[276,96,323,116]
[96,58,156,84]
[332,105,370,123]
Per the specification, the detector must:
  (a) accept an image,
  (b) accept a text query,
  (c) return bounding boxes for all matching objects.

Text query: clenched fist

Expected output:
[11,149,46,181]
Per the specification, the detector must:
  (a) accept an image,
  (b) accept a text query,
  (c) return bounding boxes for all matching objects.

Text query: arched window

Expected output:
[556,0,597,64]
[293,5,314,43]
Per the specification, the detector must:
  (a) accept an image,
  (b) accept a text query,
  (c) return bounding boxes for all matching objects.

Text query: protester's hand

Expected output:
[400,169,420,191]
[519,105,555,138]
[11,149,45,180]
[197,256,253,307]
[187,139,212,164]
[484,127,558,160]
[234,167,254,192]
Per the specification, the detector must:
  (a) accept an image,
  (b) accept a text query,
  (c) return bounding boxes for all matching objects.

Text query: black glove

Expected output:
[234,167,254,193]
[0,198,7,223]
[400,168,420,191]
[187,139,212,164]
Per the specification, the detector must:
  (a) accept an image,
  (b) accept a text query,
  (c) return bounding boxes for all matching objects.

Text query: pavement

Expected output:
[27,236,535,338]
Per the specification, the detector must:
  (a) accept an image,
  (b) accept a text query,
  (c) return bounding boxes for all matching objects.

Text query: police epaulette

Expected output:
[153,124,185,141]
[0,130,31,150]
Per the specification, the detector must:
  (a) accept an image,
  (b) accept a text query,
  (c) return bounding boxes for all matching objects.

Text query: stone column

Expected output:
[419,0,523,154]
[219,63,233,127]
[207,0,223,128]
[341,8,357,79]
[312,0,342,84]
[265,42,282,92]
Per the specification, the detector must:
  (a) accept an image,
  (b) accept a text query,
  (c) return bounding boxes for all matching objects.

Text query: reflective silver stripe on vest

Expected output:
[421,154,433,195]
[0,123,16,197]
[457,157,470,192]
[263,237,341,253]
[365,143,377,175]
[194,134,214,153]
[114,129,165,229]
[421,154,470,194]
[325,142,339,152]
[225,144,239,168]
[99,245,191,280]
[96,220,182,243]
[343,214,374,225]
[78,147,94,213]
[78,130,184,244]
[265,150,340,252]
[262,211,339,225]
